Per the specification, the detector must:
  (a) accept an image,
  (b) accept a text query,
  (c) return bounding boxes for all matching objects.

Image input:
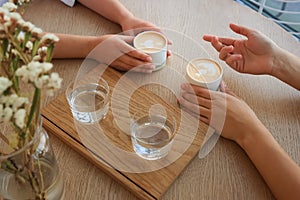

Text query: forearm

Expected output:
[53,34,102,59]
[238,127,300,200]
[271,48,300,90]
[78,0,134,26]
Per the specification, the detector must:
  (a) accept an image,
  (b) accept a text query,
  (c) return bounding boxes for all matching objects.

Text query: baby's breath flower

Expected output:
[15,65,30,82]
[9,12,22,22]
[17,31,25,42]
[0,7,9,16]
[11,48,20,56]
[26,41,33,51]
[12,96,28,111]
[5,94,18,106]
[35,75,49,89]
[0,77,12,95]
[40,62,53,73]
[2,2,18,12]
[3,107,13,123]
[45,73,62,96]
[32,55,41,61]
[31,27,42,37]
[40,33,59,45]
[48,72,62,89]
[38,46,47,54]
[22,21,35,32]
[14,108,26,128]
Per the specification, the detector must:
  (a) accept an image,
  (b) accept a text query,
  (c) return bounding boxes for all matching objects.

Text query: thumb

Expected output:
[118,35,135,44]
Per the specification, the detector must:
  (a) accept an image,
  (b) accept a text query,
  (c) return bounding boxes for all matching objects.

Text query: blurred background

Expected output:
[235,0,300,41]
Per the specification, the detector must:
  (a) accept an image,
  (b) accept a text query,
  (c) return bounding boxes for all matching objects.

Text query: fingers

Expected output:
[181,92,211,109]
[203,35,237,51]
[219,81,239,98]
[178,96,211,118]
[219,45,234,60]
[181,83,212,99]
[229,23,252,38]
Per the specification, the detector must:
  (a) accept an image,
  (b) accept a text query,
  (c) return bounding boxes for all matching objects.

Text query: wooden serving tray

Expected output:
[42,65,211,200]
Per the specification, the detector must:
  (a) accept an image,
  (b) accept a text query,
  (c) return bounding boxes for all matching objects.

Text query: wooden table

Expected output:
[23,0,300,199]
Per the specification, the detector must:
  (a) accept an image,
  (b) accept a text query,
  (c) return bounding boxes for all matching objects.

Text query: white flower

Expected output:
[0,77,12,95]
[12,96,28,111]
[40,62,53,73]
[31,27,42,35]
[3,107,13,122]
[6,94,18,107]
[48,72,62,89]
[17,31,25,42]
[11,49,20,56]
[2,2,17,12]
[35,75,49,89]
[22,21,35,31]
[41,33,59,43]
[33,55,41,61]
[0,7,9,15]
[15,65,30,82]
[9,12,22,22]
[25,41,33,51]
[38,46,47,55]
[14,108,26,128]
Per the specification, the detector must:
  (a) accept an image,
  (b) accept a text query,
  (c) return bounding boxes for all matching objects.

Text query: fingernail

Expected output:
[146,56,152,62]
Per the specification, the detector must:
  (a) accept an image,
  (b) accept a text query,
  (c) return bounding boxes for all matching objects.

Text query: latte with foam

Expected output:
[186,58,223,91]
[187,59,222,82]
[134,32,167,52]
[133,31,168,70]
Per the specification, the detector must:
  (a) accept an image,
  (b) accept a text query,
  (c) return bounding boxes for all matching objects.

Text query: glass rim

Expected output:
[66,78,110,109]
[130,113,177,144]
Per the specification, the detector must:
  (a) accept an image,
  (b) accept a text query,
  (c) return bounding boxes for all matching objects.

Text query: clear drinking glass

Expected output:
[130,112,176,160]
[66,78,110,124]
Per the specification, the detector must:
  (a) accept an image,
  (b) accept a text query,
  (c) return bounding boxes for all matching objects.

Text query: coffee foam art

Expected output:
[134,32,166,52]
[188,59,221,83]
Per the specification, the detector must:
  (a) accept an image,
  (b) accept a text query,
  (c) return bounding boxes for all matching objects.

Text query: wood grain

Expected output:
[21,0,300,199]
[42,65,210,200]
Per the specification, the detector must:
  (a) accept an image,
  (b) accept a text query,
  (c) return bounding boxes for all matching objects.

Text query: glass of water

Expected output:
[130,111,176,160]
[66,78,109,124]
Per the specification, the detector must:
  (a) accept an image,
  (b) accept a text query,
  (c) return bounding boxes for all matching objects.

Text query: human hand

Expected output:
[178,82,267,145]
[120,16,172,57]
[203,23,279,75]
[90,34,155,73]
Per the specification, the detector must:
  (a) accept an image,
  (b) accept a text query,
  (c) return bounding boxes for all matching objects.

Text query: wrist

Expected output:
[119,15,137,30]
[236,122,271,151]
[270,47,287,78]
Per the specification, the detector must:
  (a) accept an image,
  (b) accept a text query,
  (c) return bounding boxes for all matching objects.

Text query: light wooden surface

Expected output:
[23,0,300,199]
[42,66,209,200]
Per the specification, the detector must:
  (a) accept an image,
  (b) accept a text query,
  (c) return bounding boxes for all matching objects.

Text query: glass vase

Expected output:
[0,120,64,200]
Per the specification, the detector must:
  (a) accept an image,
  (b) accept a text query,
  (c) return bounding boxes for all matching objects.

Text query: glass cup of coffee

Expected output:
[186,58,223,91]
[130,111,176,160]
[133,31,167,71]
[66,78,110,124]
